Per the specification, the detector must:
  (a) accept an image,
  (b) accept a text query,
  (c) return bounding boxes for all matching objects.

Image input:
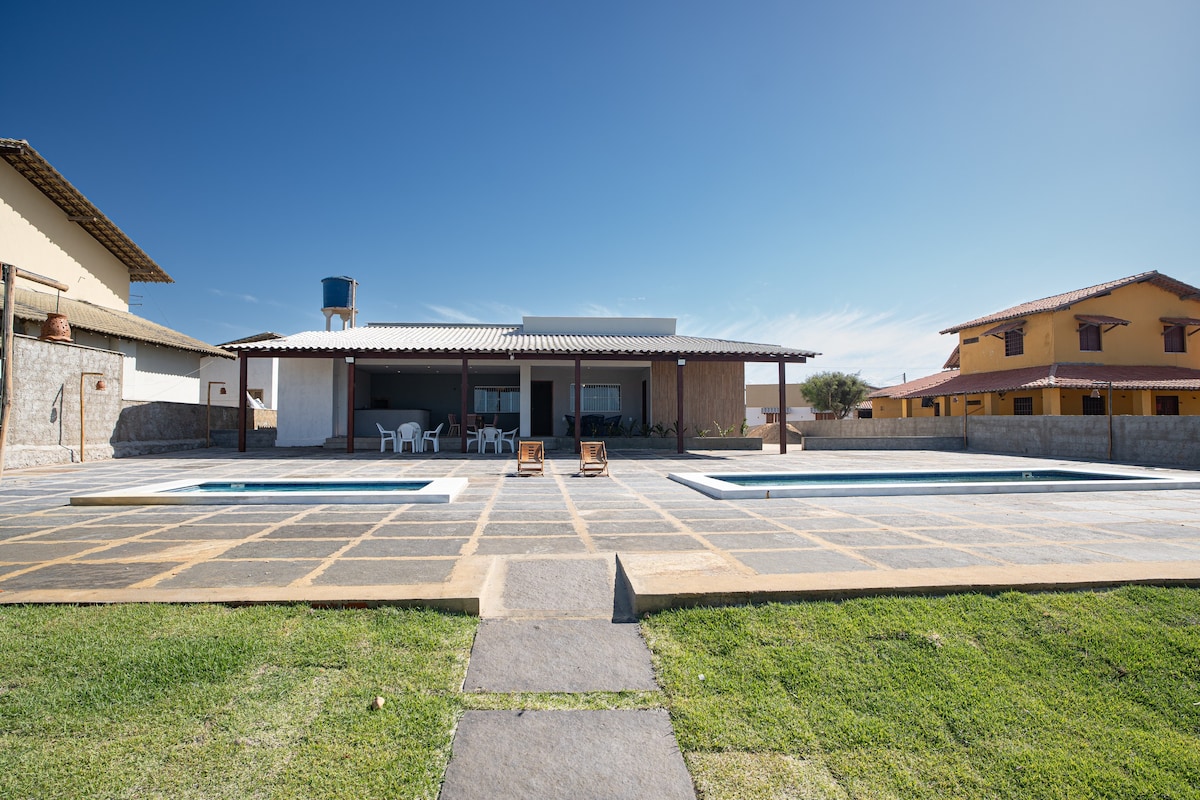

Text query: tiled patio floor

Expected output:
[1,447,1198,610]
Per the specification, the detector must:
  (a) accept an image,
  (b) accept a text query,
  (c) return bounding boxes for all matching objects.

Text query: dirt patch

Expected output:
[747,423,804,444]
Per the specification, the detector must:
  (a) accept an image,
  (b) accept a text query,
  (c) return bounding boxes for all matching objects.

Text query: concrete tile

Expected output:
[501,557,612,615]
[905,527,1031,545]
[312,558,455,585]
[373,521,478,537]
[220,540,350,559]
[145,524,265,540]
[75,541,209,560]
[260,523,375,538]
[481,522,578,537]
[472,538,589,555]
[861,547,1003,570]
[440,710,695,800]
[1079,542,1200,562]
[342,538,468,557]
[157,559,320,588]
[678,518,787,533]
[732,549,874,574]
[585,520,683,535]
[0,542,101,561]
[702,532,816,550]
[464,620,657,692]
[971,545,1114,565]
[28,525,162,541]
[801,530,927,547]
[0,562,181,590]
[590,535,705,552]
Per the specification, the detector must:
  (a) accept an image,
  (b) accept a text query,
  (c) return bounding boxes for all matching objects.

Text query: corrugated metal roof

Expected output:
[941,272,1200,335]
[227,323,817,360]
[0,139,172,284]
[6,287,231,358]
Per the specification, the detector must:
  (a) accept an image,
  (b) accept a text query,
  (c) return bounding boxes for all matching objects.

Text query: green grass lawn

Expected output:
[642,586,1200,800]
[0,604,477,800]
[4,588,1198,799]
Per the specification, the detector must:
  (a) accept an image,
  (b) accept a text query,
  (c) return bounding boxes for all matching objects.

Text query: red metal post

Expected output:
[237,352,248,452]
[778,359,787,455]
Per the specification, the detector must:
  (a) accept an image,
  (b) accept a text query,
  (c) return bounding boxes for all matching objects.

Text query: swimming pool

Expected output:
[669,467,1200,499]
[71,477,469,505]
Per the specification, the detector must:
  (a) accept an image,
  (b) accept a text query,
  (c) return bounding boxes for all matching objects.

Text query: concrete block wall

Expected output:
[791,416,1200,468]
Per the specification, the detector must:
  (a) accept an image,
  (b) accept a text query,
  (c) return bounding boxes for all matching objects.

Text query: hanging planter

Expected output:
[39,312,72,342]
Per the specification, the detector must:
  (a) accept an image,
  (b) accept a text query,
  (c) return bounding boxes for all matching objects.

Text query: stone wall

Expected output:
[2,336,124,468]
[2,336,277,470]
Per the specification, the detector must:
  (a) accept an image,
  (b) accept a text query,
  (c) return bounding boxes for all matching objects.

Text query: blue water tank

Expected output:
[321,276,356,309]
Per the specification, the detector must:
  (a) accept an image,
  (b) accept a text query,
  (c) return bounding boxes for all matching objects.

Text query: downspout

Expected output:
[0,264,69,482]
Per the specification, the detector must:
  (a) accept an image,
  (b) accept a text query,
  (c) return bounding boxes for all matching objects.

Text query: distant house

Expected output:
[870,271,1200,417]
[0,138,231,466]
[745,383,817,426]
[229,316,816,451]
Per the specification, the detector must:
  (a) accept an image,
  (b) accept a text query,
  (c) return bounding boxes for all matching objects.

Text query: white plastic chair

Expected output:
[376,423,397,453]
[397,422,420,453]
[500,427,518,453]
[465,427,480,452]
[421,423,444,453]
[480,426,502,454]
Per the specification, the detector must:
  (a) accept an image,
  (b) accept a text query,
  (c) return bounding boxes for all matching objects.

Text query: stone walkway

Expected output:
[440,556,695,799]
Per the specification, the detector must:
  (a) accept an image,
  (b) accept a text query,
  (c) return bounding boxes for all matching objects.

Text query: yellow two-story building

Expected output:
[871,272,1200,417]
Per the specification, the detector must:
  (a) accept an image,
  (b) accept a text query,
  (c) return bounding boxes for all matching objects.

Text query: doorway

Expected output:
[531,381,554,435]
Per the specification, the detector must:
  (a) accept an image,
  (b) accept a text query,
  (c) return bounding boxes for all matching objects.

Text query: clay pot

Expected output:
[39,312,72,342]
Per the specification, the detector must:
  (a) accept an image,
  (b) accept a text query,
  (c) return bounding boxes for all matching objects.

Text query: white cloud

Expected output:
[683,307,958,388]
[209,288,259,304]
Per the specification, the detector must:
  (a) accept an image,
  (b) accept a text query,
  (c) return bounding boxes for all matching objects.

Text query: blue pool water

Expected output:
[668,467,1192,499]
[167,481,431,494]
[719,470,1141,487]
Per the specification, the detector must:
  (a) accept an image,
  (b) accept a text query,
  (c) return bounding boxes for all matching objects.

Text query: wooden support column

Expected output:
[676,357,685,454]
[460,358,469,452]
[237,352,248,452]
[573,357,582,453]
[778,359,788,455]
[346,357,355,453]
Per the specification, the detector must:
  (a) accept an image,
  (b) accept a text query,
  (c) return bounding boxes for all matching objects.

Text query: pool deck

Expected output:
[1,447,1199,611]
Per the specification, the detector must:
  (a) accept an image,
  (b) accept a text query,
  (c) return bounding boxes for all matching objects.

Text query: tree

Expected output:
[799,371,870,420]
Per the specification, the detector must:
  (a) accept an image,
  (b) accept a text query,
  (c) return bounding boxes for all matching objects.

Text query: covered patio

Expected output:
[228,316,817,454]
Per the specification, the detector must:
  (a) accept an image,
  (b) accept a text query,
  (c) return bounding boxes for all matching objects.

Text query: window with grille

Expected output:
[1004,329,1024,356]
[1156,395,1180,416]
[1012,396,1033,415]
[473,387,520,413]
[1164,325,1186,353]
[569,383,621,412]
[1078,324,1101,351]
[1082,396,1105,415]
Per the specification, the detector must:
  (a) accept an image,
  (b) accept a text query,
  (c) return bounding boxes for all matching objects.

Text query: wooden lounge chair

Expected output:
[578,441,609,477]
[516,441,545,476]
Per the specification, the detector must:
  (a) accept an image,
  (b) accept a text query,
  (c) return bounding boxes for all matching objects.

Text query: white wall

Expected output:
[0,161,131,310]
[117,341,206,403]
[277,358,335,446]
[199,355,278,409]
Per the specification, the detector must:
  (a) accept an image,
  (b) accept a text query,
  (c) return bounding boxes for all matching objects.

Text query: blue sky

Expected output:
[7,1,1198,386]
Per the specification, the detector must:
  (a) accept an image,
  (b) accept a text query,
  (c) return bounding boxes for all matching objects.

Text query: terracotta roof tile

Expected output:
[883,364,1200,398]
[941,271,1200,335]
[6,288,230,358]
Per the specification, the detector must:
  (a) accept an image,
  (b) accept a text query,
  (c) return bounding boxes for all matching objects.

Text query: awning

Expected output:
[1075,314,1130,330]
[1160,317,1200,326]
[982,319,1026,338]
